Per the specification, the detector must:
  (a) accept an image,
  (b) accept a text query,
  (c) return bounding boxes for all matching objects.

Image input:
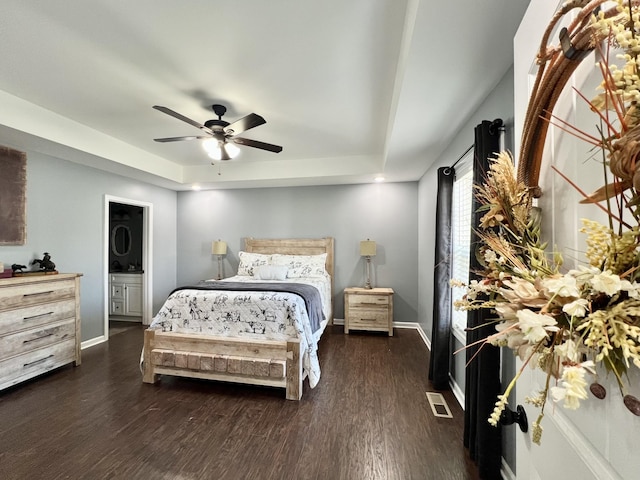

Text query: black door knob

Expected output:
[499,404,528,433]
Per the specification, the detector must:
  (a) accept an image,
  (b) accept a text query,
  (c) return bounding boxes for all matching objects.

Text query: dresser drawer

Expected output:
[0,299,77,335]
[0,319,76,361]
[0,339,76,391]
[0,279,76,311]
[347,294,390,308]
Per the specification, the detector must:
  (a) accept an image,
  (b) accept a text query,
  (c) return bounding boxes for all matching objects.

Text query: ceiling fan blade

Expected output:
[232,137,283,153]
[153,105,214,135]
[224,113,266,135]
[154,136,209,143]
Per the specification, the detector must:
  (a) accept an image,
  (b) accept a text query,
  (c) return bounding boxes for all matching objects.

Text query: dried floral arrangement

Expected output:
[452,0,640,444]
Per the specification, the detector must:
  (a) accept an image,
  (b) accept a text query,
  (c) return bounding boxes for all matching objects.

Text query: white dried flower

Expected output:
[562,298,589,318]
[541,275,580,298]
[484,249,498,264]
[488,394,509,427]
[500,278,547,307]
[550,363,591,410]
[516,309,559,343]
[591,270,623,296]
[621,280,640,299]
[554,339,580,363]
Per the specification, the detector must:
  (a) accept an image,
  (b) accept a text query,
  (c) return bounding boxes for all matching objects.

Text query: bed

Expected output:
[142,237,334,400]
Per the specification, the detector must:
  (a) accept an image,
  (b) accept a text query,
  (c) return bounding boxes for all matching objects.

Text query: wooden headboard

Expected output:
[244,237,335,323]
[244,237,334,278]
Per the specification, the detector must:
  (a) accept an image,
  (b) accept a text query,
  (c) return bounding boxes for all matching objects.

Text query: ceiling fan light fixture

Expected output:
[202,138,219,154]
[206,141,240,161]
[224,142,240,158]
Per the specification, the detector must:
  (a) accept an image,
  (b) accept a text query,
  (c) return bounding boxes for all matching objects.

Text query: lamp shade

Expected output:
[212,240,227,255]
[359,240,376,257]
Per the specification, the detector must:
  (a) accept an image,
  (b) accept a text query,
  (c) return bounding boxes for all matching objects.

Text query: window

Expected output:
[450,153,473,340]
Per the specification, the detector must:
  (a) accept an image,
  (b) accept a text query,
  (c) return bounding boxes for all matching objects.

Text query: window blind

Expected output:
[450,153,473,337]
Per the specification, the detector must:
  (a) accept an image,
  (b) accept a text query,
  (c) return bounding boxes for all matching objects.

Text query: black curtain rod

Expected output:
[450,144,474,169]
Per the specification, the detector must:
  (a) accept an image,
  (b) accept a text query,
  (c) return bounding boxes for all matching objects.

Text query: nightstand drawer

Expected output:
[347,294,390,307]
[348,309,389,328]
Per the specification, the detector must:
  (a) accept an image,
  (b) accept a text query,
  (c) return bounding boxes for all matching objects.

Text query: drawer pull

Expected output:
[23,312,54,321]
[23,332,55,344]
[23,290,54,298]
[23,354,55,368]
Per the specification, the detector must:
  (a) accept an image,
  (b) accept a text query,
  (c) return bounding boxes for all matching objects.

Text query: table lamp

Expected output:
[360,239,376,289]
[212,240,227,280]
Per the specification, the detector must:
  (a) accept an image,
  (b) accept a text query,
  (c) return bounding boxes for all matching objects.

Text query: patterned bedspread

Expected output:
[149,275,331,388]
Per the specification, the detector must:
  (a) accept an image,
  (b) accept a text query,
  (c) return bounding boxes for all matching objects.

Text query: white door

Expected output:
[514,2,640,479]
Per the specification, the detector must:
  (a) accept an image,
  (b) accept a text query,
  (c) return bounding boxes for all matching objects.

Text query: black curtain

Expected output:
[464,119,503,479]
[428,167,454,390]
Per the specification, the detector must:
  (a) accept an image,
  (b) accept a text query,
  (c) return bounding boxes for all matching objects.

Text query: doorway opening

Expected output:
[104,195,153,340]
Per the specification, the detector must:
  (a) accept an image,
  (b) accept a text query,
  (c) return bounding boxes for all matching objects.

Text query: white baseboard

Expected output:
[449,376,465,409]
[332,319,432,351]
[501,458,516,480]
[81,335,107,350]
[389,321,432,350]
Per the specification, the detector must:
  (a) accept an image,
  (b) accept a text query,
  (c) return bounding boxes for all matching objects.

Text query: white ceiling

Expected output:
[0,0,530,190]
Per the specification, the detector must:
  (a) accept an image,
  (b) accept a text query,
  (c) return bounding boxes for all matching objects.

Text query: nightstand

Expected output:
[344,287,394,336]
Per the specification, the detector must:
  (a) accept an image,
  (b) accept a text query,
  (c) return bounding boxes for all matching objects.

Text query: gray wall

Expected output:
[176,182,419,321]
[417,65,517,470]
[0,150,178,340]
[0,146,417,340]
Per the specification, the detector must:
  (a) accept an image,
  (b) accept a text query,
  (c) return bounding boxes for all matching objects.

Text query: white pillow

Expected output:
[270,253,328,278]
[253,265,289,281]
[237,251,271,276]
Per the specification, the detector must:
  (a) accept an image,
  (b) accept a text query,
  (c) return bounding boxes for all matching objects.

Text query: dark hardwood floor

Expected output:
[0,325,480,480]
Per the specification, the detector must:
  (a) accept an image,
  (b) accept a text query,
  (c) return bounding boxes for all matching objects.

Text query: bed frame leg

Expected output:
[285,340,302,400]
[142,329,159,384]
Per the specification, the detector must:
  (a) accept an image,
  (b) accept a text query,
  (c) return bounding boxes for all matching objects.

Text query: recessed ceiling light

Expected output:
[191,185,202,191]
[374,176,385,183]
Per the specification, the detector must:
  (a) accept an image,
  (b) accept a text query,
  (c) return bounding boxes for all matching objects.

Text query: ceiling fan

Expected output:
[152,104,283,161]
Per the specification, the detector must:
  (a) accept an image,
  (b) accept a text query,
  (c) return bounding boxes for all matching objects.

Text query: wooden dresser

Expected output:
[0,273,82,391]
[344,287,394,336]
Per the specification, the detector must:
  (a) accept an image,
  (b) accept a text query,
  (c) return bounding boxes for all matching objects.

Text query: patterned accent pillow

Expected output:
[237,251,271,276]
[271,253,327,278]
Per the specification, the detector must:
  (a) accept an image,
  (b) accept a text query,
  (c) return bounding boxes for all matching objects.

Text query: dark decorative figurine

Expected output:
[11,263,26,273]
[32,252,56,272]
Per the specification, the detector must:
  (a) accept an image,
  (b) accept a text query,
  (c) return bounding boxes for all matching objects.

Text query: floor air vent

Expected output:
[426,392,453,418]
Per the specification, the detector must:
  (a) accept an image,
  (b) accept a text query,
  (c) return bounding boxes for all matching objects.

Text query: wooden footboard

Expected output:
[142,329,303,400]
